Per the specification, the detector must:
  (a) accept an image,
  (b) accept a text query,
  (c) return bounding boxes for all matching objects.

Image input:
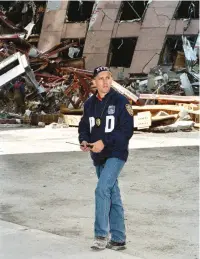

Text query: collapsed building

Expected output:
[1,0,198,78]
[38,0,199,78]
[0,0,199,132]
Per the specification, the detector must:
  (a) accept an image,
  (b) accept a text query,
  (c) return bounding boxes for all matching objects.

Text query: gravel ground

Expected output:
[0,145,199,259]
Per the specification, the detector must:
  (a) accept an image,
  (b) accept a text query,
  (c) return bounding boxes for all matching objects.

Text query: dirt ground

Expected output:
[0,145,199,259]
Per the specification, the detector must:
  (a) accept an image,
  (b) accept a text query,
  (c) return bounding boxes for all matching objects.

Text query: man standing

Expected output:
[78,66,133,251]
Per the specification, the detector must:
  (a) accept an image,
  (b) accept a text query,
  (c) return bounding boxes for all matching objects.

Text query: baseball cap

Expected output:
[93,66,111,78]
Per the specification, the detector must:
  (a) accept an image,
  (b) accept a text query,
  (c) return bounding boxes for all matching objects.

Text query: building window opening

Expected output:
[66,0,95,22]
[32,1,46,34]
[174,1,199,19]
[59,38,85,59]
[159,35,198,67]
[107,38,137,68]
[118,1,148,21]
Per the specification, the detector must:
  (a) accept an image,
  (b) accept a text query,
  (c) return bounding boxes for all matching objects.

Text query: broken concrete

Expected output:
[180,73,194,96]
[152,120,195,132]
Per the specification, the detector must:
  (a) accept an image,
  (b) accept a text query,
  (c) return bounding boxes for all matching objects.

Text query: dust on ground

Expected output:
[0,146,199,259]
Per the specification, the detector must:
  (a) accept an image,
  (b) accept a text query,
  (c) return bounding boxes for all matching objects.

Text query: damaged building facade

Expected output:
[37,0,199,80]
[0,0,199,131]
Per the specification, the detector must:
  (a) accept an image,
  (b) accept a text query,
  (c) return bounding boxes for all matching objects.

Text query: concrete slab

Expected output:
[130,50,160,74]
[0,220,141,259]
[97,1,122,9]
[84,53,107,70]
[41,10,66,32]
[167,20,199,35]
[83,31,112,54]
[38,31,62,52]
[150,1,179,8]
[61,23,88,39]
[142,7,173,28]
[135,28,167,51]
[113,23,141,38]
[90,9,119,31]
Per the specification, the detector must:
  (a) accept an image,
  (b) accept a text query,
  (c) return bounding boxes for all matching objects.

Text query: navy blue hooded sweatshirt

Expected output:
[78,88,134,166]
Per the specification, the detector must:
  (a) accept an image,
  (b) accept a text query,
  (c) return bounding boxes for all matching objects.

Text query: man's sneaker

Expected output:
[91,236,107,250]
[106,240,126,251]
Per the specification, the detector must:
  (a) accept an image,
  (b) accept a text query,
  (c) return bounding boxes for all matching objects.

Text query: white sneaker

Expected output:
[91,237,108,250]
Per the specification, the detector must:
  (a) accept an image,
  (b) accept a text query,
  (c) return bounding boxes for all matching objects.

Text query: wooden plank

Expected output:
[139,94,200,104]
[62,114,81,126]
[152,114,178,122]
[188,110,200,123]
[112,81,138,103]
[194,123,200,128]
[176,103,200,111]
[132,105,182,113]
[60,106,83,115]
[132,105,200,117]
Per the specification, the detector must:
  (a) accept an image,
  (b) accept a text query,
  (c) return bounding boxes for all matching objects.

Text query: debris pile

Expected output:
[124,35,199,98]
[0,2,199,132]
[121,35,200,132]
[132,102,199,132]
[0,0,93,123]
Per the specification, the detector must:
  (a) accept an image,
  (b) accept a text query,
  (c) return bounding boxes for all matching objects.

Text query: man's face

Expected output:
[93,71,113,95]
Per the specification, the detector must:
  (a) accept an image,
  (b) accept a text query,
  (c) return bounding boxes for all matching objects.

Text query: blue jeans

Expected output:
[95,157,126,242]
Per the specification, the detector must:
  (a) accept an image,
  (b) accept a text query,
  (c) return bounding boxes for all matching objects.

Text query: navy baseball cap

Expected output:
[93,66,111,78]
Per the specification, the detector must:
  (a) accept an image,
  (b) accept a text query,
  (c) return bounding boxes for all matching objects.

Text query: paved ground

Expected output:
[0,128,198,155]
[0,128,199,259]
[0,220,138,259]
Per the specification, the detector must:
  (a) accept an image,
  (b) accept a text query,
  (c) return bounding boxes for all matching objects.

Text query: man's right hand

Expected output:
[80,141,90,152]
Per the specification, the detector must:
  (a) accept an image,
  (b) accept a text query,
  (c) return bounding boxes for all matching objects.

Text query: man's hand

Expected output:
[90,140,104,153]
[80,141,90,152]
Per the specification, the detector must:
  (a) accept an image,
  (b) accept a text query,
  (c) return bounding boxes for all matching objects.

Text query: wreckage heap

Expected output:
[0,3,199,132]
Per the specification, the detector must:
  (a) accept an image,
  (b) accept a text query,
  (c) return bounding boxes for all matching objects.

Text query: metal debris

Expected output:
[0,6,199,133]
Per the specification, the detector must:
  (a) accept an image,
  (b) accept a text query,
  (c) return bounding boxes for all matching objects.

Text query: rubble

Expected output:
[151,120,195,133]
[133,103,200,131]
[139,94,200,104]
[0,5,199,133]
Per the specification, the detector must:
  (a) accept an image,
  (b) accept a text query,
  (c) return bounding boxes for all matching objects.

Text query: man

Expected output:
[78,66,133,251]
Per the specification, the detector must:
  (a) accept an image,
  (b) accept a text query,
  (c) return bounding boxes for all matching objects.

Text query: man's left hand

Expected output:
[90,140,104,153]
